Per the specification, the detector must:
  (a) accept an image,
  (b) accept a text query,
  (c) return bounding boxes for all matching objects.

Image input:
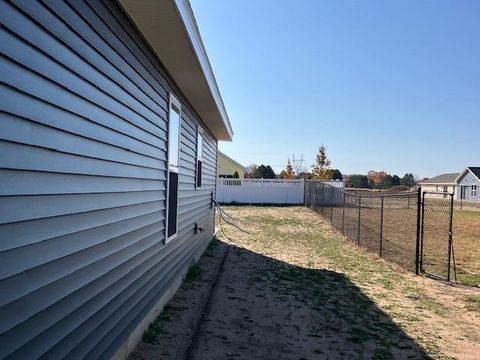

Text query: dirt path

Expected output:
[129,206,480,360]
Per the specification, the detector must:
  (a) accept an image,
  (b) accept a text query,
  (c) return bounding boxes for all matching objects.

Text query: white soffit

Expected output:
[119,0,233,141]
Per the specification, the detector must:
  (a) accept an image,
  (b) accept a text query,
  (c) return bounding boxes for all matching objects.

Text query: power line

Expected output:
[291,154,306,174]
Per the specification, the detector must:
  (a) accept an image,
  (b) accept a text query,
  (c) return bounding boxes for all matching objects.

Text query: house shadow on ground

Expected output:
[130,239,430,360]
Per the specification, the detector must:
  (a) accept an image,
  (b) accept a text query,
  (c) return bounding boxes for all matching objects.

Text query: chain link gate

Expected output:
[419,191,456,281]
[305,183,457,282]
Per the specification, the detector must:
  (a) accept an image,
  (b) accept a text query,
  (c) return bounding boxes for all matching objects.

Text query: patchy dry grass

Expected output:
[218,206,480,360]
[465,294,480,313]
[323,203,480,286]
[453,210,480,286]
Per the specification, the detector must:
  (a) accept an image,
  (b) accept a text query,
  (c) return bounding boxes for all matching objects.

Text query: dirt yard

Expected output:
[130,206,480,360]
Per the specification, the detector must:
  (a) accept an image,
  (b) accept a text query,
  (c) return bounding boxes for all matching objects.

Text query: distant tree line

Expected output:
[245,145,343,181]
[347,172,416,190]
[243,145,416,190]
[245,164,276,179]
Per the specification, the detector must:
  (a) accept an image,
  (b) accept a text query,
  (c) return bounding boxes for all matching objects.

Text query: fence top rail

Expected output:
[218,178,303,183]
[422,191,453,196]
[340,189,417,198]
[305,179,344,182]
[217,178,304,186]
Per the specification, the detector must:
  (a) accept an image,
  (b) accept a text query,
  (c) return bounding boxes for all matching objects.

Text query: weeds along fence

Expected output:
[305,181,421,272]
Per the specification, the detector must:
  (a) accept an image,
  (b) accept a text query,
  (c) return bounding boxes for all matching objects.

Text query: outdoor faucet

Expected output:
[194,223,205,234]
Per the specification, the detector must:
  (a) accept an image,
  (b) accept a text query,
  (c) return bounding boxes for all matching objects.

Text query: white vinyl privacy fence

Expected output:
[216,179,345,205]
[216,179,304,204]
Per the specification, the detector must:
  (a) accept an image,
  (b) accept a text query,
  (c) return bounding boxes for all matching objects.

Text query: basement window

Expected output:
[196,128,204,188]
[166,94,181,242]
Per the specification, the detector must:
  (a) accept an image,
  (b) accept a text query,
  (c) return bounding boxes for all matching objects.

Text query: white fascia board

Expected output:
[174,0,233,139]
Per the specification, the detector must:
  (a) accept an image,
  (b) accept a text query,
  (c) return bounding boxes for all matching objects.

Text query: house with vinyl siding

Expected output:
[418,173,459,195]
[418,167,480,201]
[0,0,232,359]
[456,167,480,202]
[217,151,246,178]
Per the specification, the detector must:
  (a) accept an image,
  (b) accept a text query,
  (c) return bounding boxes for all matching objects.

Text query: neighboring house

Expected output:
[217,151,246,178]
[418,173,460,195]
[456,167,480,201]
[418,167,480,201]
[0,1,232,359]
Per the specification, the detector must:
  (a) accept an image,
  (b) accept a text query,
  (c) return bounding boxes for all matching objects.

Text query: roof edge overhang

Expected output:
[419,182,457,186]
[219,151,247,172]
[455,167,480,183]
[119,0,233,141]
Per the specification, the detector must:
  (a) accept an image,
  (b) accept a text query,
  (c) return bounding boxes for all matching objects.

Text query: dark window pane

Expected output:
[197,160,202,188]
[168,171,178,238]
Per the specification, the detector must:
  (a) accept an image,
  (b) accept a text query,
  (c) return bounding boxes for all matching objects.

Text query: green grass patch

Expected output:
[142,321,167,344]
[465,294,480,312]
[416,297,448,316]
[456,273,480,287]
[255,215,302,227]
[381,277,395,290]
[185,263,202,283]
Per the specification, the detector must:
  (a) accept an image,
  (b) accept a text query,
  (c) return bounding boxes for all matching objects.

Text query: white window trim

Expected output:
[472,184,478,197]
[196,126,204,189]
[165,94,182,243]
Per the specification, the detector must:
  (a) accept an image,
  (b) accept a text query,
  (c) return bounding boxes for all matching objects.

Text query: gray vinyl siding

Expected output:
[0,0,217,359]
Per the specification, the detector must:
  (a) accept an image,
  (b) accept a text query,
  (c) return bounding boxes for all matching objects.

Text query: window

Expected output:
[472,184,478,197]
[166,95,181,242]
[196,128,204,188]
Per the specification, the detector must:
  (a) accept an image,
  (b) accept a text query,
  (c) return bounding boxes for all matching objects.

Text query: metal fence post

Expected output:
[303,179,307,206]
[379,195,384,257]
[419,191,425,273]
[342,191,346,235]
[415,187,422,275]
[447,192,454,282]
[321,183,325,214]
[330,186,334,222]
[357,195,361,245]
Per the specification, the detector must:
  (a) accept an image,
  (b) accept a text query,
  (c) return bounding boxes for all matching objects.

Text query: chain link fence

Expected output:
[305,181,421,273]
[305,182,480,286]
[420,192,455,281]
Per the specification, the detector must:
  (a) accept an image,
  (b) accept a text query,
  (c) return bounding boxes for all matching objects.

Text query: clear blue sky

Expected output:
[190,0,480,178]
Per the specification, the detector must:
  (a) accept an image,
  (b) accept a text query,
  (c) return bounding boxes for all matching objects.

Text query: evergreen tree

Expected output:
[331,169,343,180]
[392,175,401,186]
[233,171,239,178]
[265,165,276,179]
[400,173,416,187]
[379,175,394,189]
[253,164,276,179]
[349,175,370,188]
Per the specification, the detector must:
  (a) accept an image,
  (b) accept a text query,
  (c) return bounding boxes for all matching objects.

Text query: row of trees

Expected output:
[244,145,417,190]
[245,164,276,179]
[347,172,416,189]
[246,145,343,180]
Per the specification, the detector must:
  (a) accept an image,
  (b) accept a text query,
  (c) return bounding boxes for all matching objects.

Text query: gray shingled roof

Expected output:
[420,173,460,184]
[468,167,480,180]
